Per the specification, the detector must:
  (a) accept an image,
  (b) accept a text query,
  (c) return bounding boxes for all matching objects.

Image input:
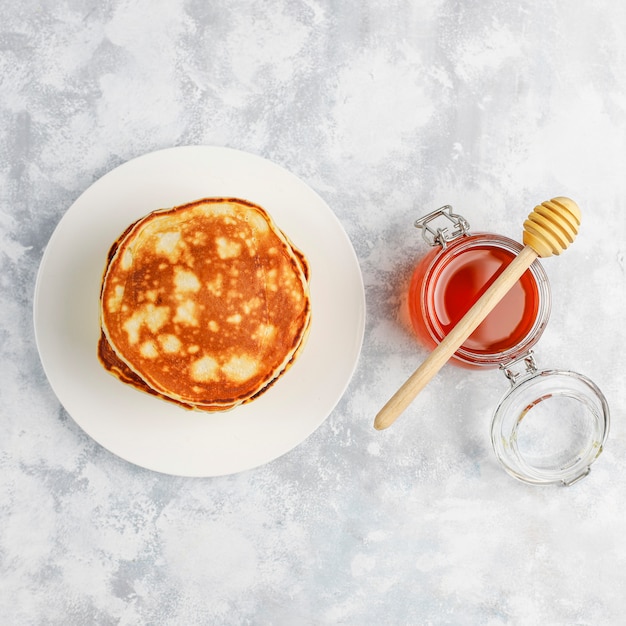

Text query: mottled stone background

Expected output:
[2,0,626,624]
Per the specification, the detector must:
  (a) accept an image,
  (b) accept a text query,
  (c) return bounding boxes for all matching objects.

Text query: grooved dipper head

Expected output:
[522,197,581,257]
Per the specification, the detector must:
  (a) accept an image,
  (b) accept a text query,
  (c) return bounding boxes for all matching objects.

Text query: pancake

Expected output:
[98,197,311,411]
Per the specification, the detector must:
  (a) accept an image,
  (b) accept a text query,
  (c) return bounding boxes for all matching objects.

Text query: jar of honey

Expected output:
[408,206,609,485]
[408,206,551,367]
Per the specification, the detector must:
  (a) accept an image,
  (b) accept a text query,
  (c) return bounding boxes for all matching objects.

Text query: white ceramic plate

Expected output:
[34,146,365,477]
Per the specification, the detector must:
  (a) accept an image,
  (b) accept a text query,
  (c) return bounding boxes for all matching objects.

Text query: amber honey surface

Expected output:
[408,237,541,365]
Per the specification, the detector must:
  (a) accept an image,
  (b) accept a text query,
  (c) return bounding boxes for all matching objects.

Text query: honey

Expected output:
[408,231,551,368]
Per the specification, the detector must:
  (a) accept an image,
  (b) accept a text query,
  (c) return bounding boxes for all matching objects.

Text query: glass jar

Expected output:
[408,206,610,485]
[408,206,551,368]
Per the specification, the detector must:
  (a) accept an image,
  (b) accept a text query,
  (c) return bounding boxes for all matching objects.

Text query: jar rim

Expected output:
[420,233,552,367]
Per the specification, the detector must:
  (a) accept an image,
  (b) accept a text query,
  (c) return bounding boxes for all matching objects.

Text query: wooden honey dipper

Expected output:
[374,197,581,431]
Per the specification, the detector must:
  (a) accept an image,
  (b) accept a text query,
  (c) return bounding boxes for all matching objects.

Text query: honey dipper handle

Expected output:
[374,245,539,430]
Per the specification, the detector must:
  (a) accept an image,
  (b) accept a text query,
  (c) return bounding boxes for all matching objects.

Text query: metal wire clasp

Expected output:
[414,205,471,248]
[500,351,538,387]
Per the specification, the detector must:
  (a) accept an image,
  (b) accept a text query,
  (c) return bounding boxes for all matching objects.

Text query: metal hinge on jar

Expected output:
[414,205,471,248]
[500,350,538,386]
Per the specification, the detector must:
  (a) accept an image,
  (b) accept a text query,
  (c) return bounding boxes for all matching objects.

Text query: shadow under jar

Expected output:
[407,206,609,486]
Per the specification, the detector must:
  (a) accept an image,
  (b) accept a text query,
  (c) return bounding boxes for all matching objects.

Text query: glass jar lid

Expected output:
[491,356,610,485]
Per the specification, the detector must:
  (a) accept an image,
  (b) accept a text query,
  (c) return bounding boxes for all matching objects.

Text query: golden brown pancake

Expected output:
[98,197,311,411]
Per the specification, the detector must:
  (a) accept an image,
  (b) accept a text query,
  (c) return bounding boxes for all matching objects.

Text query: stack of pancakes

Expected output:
[98,197,311,412]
